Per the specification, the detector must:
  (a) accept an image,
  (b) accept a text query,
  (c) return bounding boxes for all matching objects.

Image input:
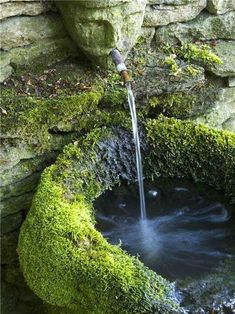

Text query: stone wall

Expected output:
[0,0,78,82]
[143,0,235,131]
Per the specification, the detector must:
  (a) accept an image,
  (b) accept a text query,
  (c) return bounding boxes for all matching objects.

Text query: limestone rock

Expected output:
[207,0,235,15]
[56,0,146,67]
[127,49,205,101]
[1,230,19,264]
[228,77,235,87]
[9,37,78,67]
[194,87,235,132]
[222,115,235,131]
[0,53,12,82]
[147,0,197,4]
[209,40,235,77]
[1,211,23,234]
[72,0,131,8]
[155,11,235,45]
[0,63,12,82]
[144,0,206,27]
[0,192,34,219]
[0,172,41,203]
[0,37,78,81]
[0,14,66,50]
[0,1,52,20]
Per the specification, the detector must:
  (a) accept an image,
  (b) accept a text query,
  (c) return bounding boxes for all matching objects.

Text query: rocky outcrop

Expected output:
[56,0,146,67]
[228,77,235,87]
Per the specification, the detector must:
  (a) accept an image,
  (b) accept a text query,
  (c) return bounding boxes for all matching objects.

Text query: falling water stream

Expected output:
[126,82,146,219]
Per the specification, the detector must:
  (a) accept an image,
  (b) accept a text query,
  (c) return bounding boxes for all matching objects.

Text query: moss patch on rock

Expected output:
[146,116,235,199]
[18,126,179,314]
[18,117,235,314]
[1,62,130,153]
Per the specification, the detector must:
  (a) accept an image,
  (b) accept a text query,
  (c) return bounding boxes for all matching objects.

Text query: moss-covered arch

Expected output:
[18,117,235,314]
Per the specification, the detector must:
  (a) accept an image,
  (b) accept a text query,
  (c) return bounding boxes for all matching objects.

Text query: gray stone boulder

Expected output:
[144,0,206,27]
[56,0,146,67]
[155,11,235,45]
[207,0,235,15]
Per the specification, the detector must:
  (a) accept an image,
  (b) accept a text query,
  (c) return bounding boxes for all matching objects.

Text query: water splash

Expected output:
[126,82,146,219]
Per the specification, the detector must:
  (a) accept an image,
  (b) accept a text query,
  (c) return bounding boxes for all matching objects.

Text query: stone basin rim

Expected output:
[18,117,235,314]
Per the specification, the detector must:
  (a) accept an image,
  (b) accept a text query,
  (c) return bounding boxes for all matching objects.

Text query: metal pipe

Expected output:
[111,49,131,85]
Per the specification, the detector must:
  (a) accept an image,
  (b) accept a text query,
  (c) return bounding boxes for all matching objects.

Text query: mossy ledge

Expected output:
[18,117,235,314]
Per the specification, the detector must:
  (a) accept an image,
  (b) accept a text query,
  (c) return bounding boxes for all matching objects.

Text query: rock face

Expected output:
[0,14,66,50]
[195,87,235,132]
[1,37,77,72]
[207,0,235,14]
[0,1,53,20]
[144,0,206,26]
[210,40,235,77]
[155,11,235,44]
[56,0,146,67]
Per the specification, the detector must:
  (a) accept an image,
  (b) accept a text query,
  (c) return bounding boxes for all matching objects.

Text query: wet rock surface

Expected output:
[179,261,235,314]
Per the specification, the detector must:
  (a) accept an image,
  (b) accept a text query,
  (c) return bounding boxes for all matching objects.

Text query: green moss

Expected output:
[100,71,127,107]
[146,116,235,198]
[164,43,222,67]
[164,55,179,73]
[18,127,178,314]
[178,43,222,66]
[1,81,130,152]
[143,92,197,119]
[1,87,102,151]
[18,118,234,314]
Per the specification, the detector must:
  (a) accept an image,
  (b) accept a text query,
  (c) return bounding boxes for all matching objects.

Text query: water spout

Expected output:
[111,49,146,219]
[111,49,131,85]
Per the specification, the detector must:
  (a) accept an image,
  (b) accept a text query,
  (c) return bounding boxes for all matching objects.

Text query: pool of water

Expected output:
[95,179,235,280]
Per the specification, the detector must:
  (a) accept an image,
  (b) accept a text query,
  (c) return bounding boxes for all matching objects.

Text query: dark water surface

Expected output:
[95,179,235,280]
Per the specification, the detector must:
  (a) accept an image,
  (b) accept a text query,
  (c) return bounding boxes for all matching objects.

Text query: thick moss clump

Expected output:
[18,117,234,314]
[146,116,235,199]
[18,127,179,314]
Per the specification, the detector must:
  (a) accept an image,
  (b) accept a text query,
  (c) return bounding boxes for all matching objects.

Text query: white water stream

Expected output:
[126,82,146,219]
